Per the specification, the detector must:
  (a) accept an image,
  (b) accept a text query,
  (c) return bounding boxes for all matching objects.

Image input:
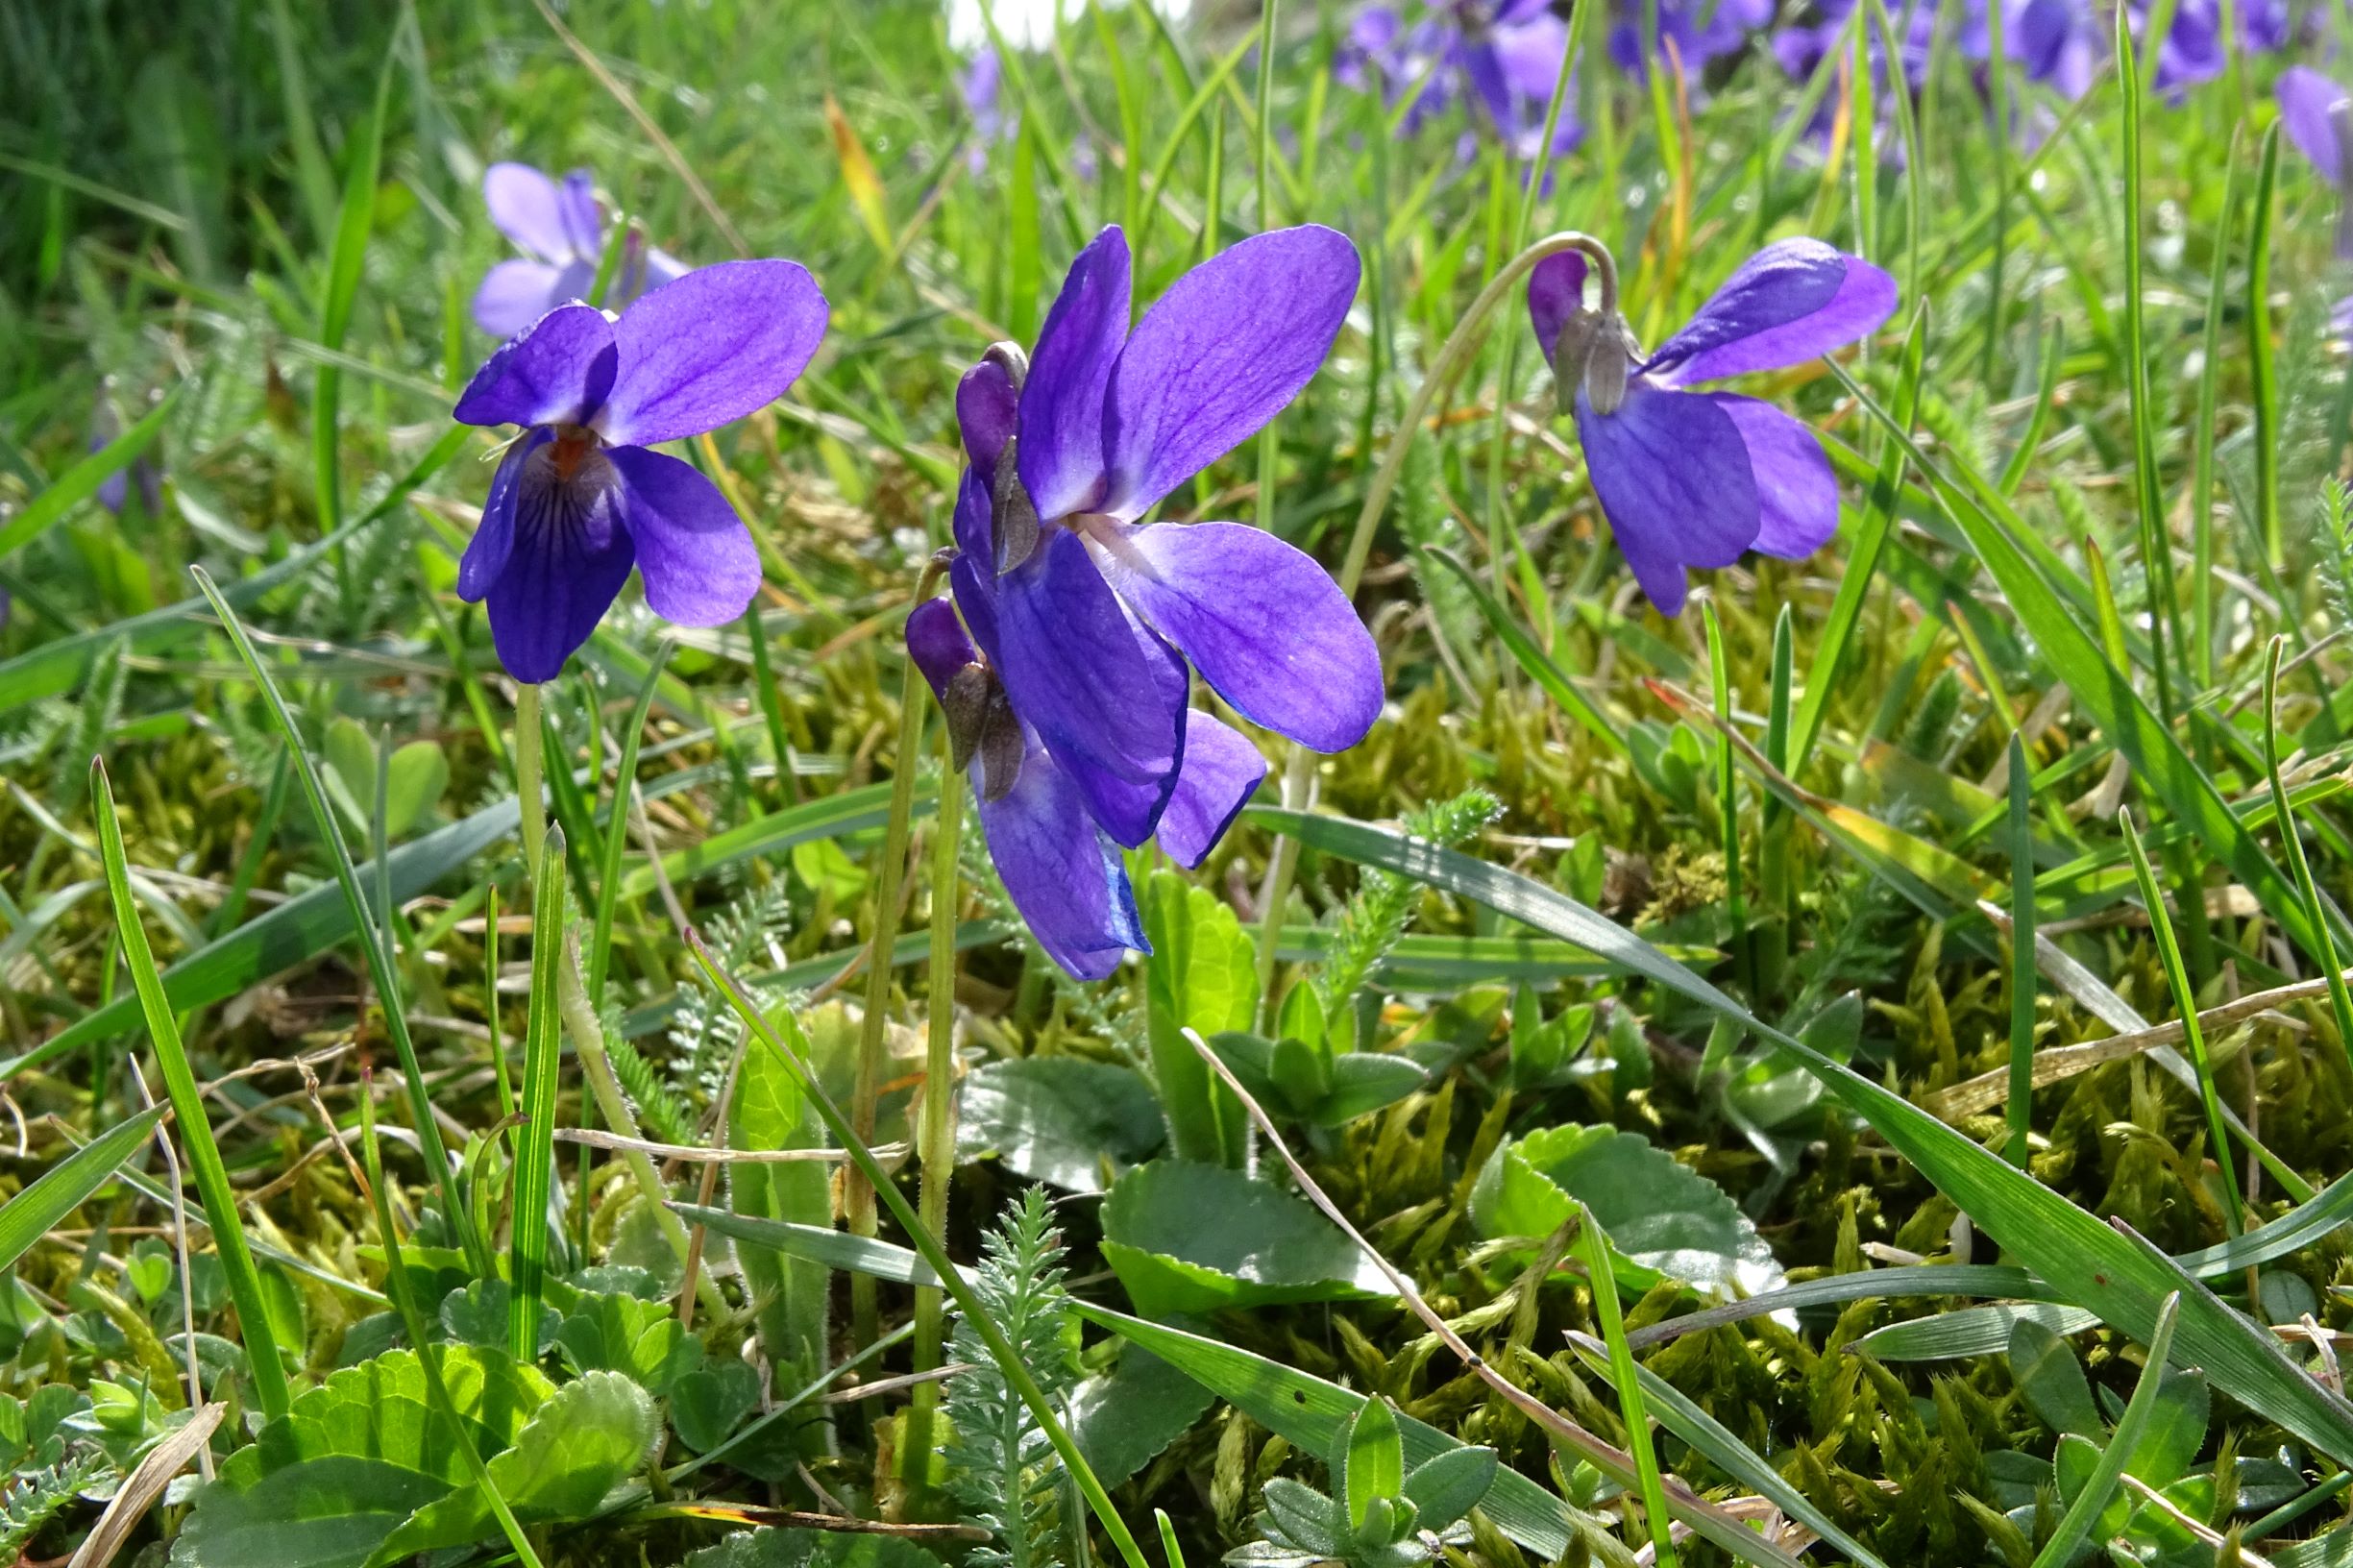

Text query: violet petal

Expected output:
[1575,381,1759,617]
[970,734,1146,980]
[1647,239,1897,385]
[453,303,619,429]
[907,597,979,700]
[956,356,1019,489]
[594,259,829,447]
[1157,710,1266,869]
[482,449,637,683]
[989,527,1189,847]
[457,427,553,600]
[607,445,762,627]
[1708,393,1841,558]
[472,259,568,340]
[2280,67,2348,184]
[1101,226,1360,521]
[1017,226,1132,520]
[1527,251,1590,362]
[482,162,577,261]
[1091,520,1384,753]
[557,170,603,260]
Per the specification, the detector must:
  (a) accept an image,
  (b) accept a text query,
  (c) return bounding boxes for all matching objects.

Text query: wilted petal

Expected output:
[1018,226,1131,519]
[483,162,578,261]
[907,596,979,698]
[482,449,637,683]
[608,446,761,626]
[1646,239,1897,384]
[1101,227,1360,521]
[453,303,618,429]
[1157,711,1266,868]
[595,260,829,447]
[989,528,1189,846]
[1090,520,1383,753]
[2280,67,2348,184]
[1527,251,1590,361]
[1576,382,1758,617]
[957,357,1019,488]
[472,259,567,339]
[973,737,1145,980]
[1708,394,1840,558]
[457,428,553,600]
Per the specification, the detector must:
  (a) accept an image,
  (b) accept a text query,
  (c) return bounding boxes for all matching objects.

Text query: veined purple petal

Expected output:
[1647,239,1897,385]
[482,445,637,683]
[957,356,1019,488]
[483,163,578,261]
[1576,382,1759,617]
[972,735,1145,980]
[1090,520,1383,753]
[457,427,553,600]
[950,551,1002,667]
[453,303,618,429]
[1019,226,1132,521]
[607,446,762,626]
[1101,226,1360,521]
[1527,251,1590,361]
[557,170,603,260]
[907,596,979,698]
[1157,710,1266,868]
[2281,67,2348,184]
[1707,394,1840,558]
[989,527,1189,846]
[594,260,829,447]
[473,259,568,339]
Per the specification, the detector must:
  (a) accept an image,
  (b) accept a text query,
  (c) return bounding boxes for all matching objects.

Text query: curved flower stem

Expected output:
[902,728,967,1480]
[687,937,1152,1568]
[1253,230,1620,1008]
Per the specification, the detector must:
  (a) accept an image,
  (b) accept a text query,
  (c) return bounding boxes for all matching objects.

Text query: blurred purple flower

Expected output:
[911,223,1381,977]
[1610,0,1773,81]
[961,48,1014,171]
[88,395,163,517]
[2280,67,2353,257]
[452,262,828,682]
[1529,237,1897,614]
[2129,0,2288,89]
[1772,0,1936,153]
[472,163,689,340]
[1340,0,1583,163]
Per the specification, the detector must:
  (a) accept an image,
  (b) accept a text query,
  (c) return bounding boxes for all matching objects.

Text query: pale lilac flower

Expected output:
[472,163,689,339]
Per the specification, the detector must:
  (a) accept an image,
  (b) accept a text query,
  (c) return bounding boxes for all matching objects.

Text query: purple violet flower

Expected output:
[88,394,163,517]
[1341,1,1583,163]
[473,162,690,340]
[1529,237,1897,615]
[2280,67,2353,258]
[906,223,1382,977]
[961,48,1014,172]
[1609,0,1773,82]
[451,261,829,683]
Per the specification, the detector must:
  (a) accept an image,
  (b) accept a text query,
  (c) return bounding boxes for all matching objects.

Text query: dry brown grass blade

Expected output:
[68,1402,225,1568]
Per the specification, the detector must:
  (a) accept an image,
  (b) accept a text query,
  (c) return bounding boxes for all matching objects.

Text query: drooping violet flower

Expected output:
[1341,1,1583,163]
[908,224,1381,976]
[1529,237,1898,615]
[2280,67,2353,258]
[452,262,828,683]
[472,163,689,339]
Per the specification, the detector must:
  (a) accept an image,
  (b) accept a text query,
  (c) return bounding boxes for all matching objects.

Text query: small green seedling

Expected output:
[1210,980,1426,1131]
[1226,1398,1498,1568]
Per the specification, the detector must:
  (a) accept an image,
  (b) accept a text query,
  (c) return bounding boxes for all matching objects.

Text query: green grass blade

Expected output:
[2006,730,2036,1168]
[2120,808,2242,1232]
[2262,640,2353,1067]
[189,566,481,1270]
[1246,807,2353,1466]
[511,824,568,1362]
[1704,601,1742,996]
[2116,0,2178,723]
[1424,548,1626,756]
[2191,138,2240,688]
[2247,121,2283,569]
[91,759,290,1421]
[587,643,674,999]
[0,387,179,562]
[1789,305,1926,771]
[2028,1291,2182,1568]
[616,778,924,898]
[1826,361,2337,962]
[0,1106,166,1275]
[311,58,392,543]
[1575,1200,1677,1566]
